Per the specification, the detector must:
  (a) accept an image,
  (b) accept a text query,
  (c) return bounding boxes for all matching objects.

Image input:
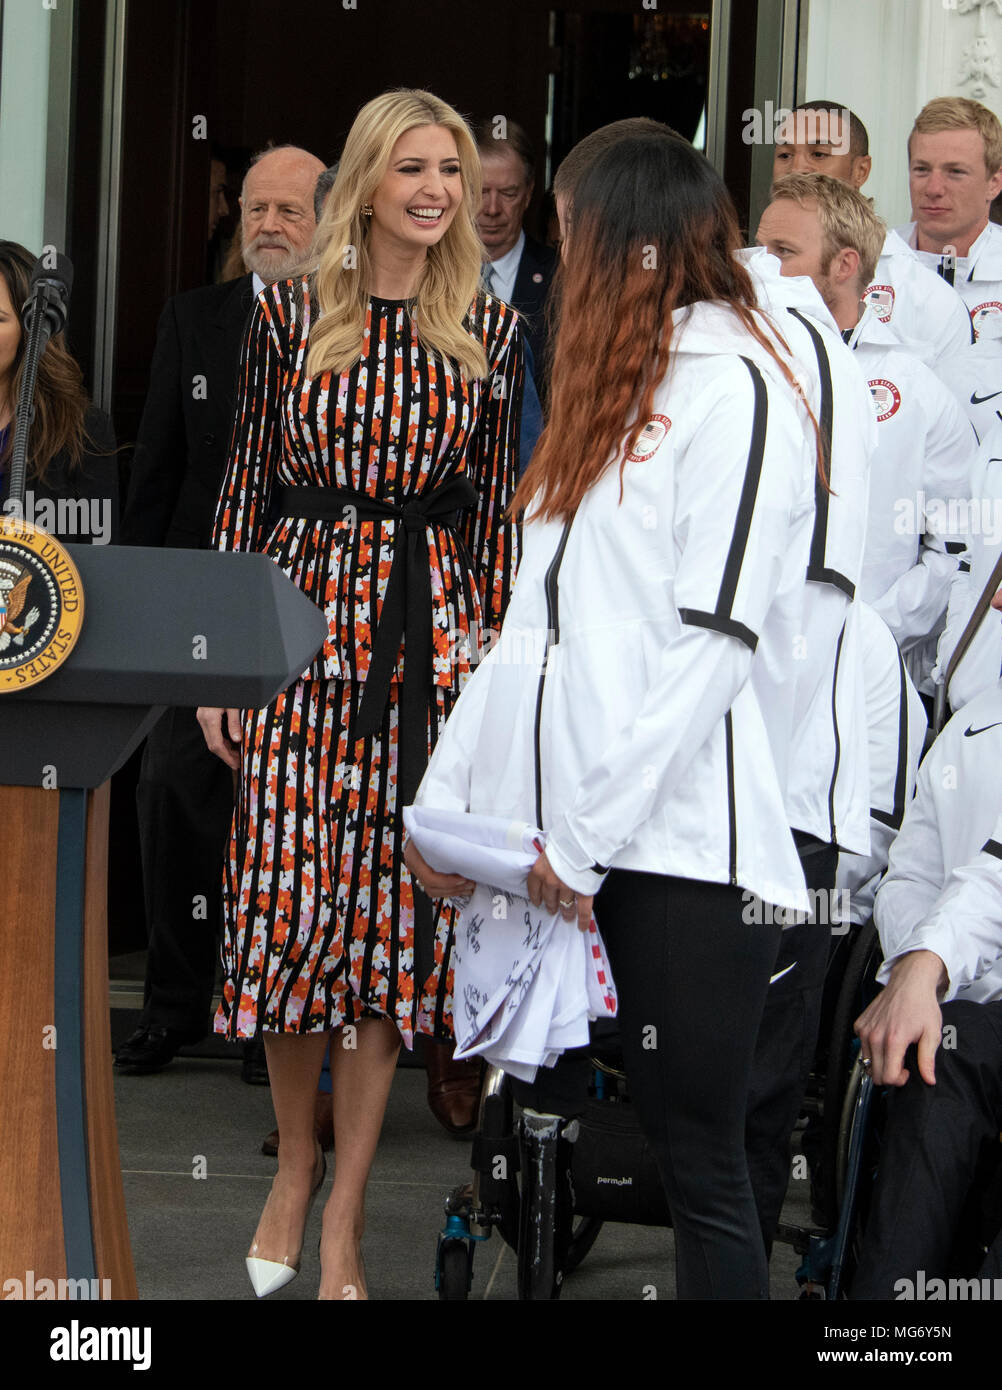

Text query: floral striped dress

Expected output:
[210,278,522,1046]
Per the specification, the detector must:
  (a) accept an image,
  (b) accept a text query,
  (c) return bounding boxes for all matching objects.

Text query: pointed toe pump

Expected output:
[245,1151,326,1297]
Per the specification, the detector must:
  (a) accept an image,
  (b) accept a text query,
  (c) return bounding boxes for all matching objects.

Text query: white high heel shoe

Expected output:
[246,1151,326,1297]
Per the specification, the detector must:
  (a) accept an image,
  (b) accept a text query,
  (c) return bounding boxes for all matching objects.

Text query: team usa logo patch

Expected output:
[868,378,902,423]
[971,301,1002,340]
[863,283,895,322]
[0,518,84,690]
[625,413,672,463]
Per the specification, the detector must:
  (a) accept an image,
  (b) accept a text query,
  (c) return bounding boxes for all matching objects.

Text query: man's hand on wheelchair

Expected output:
[854,949,949,1087]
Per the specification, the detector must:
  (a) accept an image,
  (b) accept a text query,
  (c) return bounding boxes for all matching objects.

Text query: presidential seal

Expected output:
[0,516,84,691]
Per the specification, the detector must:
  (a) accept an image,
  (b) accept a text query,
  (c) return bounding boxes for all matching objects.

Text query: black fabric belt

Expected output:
[273,476,478,810]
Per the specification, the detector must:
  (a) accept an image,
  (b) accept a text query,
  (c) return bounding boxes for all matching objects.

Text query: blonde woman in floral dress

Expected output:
[197,88,523,1299]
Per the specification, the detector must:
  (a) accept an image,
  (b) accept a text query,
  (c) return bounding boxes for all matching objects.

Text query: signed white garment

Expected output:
[402,806,616,1080]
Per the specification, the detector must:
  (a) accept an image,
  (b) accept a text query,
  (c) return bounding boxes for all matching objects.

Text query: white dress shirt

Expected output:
[486,230,525,305]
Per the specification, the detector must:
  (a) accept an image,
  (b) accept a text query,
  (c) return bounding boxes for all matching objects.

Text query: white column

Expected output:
[0,0,53,254]
[804,0,928,226]
[805,0,1002,226]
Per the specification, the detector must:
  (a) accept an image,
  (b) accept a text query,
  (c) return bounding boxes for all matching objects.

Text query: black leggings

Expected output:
[595,869,781,1300]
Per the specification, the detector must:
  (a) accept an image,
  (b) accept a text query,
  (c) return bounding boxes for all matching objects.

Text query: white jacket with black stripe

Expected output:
[875,681,1002,1002]
[846,309,977,692]
[934,417,1002,710]
[415,300,816,913]
[836,602,927,925]
[741,248,876,854]
[863,229,974,367]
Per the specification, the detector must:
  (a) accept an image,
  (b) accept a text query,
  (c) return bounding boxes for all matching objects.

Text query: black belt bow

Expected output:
[274,474,478,806]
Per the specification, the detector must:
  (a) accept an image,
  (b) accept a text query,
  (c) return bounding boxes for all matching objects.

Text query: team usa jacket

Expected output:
[741,248,876,853]
[897,219,1002,342]
[935,311,1002,443]
[846,309,977,688]
[875,681,1002,1003]
[862,229,974,366]
[836,602,927,925]
[935,419,1002,709]
[416,300,816,913]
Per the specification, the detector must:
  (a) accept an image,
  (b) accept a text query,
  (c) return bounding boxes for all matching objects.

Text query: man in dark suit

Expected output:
[475,120,557,397]
[117,144,326,1076]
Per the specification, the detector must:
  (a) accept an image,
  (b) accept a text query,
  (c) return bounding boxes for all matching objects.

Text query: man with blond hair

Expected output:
[772,100,973,366]
[897,97,1002,340]
[760,173,976,695]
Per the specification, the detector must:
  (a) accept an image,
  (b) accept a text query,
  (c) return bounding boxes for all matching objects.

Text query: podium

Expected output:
[0,544,327,1299]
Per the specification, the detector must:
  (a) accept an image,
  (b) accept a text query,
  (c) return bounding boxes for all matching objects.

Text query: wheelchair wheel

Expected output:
[828,1056,884,1298]
[815,917,882,1231]
[437,1238,473,1301]
[836,1057,871,1209]
[563,1216,603,1275]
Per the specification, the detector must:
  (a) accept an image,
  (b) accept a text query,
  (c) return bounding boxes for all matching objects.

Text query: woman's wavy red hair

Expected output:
[512,134,823,523]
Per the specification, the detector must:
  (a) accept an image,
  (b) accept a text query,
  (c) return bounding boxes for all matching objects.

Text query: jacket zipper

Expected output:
[724,711,738,885]
[533,520,573,830]
[827,619,846,847]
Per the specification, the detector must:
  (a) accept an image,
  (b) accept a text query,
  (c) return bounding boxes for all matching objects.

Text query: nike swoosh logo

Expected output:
[972,390,1002,404]
[769,962,797,985]
[964,722,1002,737]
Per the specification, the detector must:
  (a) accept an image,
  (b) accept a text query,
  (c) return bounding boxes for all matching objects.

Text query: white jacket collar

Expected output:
[847,303,901,350]
[735,245,841,334]
[669,299,793,383]
[895,219,1002,279]
[965,221,1002,278]
[880,228,916,260]
[845,302,934,364]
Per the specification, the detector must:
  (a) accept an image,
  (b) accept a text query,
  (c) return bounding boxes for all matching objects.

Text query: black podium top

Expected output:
[1,545,328,787]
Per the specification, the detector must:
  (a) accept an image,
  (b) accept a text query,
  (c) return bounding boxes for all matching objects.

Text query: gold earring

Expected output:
[361,203,373,217]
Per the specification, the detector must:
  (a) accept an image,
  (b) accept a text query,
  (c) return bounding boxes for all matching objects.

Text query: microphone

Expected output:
[22,253,74,342]
[2,253,75,517]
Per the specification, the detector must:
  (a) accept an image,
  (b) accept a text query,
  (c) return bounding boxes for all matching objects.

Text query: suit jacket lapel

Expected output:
[216,273,256,354]
[207,273,256,411]
[512,236,555,318]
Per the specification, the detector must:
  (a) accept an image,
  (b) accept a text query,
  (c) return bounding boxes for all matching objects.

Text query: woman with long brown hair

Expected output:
[407,132,821,1298]
[0,241,117,547]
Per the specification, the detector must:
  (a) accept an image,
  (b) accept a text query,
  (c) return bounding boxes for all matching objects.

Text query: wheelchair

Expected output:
[807,925,1002,1298]
[433,917,888,1300]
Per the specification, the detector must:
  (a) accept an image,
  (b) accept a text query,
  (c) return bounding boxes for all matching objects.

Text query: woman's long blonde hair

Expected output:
[306,89,488,381]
